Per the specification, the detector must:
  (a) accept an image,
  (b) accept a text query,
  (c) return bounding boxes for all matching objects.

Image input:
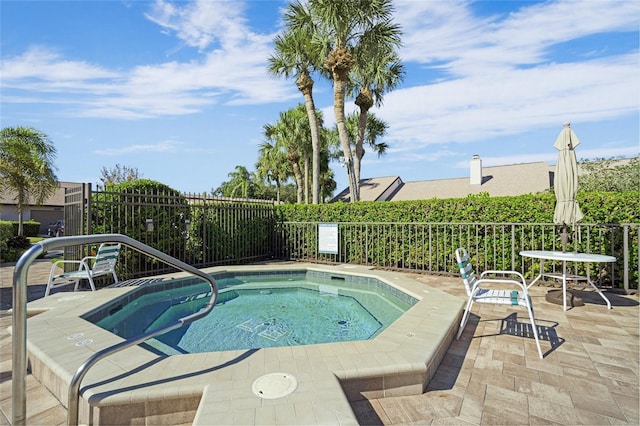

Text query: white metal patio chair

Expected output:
[455,247,543,359]
[45,243,121,297]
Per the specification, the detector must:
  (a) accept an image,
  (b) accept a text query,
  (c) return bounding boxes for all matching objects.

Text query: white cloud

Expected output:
[388,51,637,146]
[1,35,297,119]
[320,0,639,159]
[0,0,637,136]
[144,0,249,50]
[0,0,298,119]
[94,140,182,155]
[0,46,119,83]
[396,0,640,77]
[453,146,640,171]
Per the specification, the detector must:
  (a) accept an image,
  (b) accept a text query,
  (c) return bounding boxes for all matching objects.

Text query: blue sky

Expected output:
[1,0,638,196]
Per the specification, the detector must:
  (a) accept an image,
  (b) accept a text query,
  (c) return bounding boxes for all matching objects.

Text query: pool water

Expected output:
[91,273,416,354]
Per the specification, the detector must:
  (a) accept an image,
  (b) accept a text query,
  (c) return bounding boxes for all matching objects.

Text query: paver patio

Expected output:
[1,259,638,425]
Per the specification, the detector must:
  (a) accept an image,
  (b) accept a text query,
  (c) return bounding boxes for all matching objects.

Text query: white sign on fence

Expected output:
[318,223,338,254]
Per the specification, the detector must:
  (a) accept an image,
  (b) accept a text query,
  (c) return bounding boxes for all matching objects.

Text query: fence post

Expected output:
[623,225,629,292]
[86,183,92,237]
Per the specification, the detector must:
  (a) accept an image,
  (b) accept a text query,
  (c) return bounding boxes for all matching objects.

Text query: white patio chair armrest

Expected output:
[51,259,83,270]
[79,255,97,267]
[475,277,530,294]
[48,259,83,282]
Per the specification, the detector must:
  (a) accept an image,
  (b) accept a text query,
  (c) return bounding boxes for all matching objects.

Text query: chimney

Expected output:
[470,154,482,185]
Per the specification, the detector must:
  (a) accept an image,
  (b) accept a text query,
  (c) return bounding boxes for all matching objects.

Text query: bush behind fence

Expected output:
[66,184,638,290]
[277,221,638,290]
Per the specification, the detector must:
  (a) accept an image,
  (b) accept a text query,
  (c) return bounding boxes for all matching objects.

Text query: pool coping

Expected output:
[17,263,464,425]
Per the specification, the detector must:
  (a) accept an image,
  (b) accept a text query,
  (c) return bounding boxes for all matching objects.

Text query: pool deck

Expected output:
[1,259,639,425]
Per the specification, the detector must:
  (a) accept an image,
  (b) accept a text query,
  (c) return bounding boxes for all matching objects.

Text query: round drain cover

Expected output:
[252,373,297,399]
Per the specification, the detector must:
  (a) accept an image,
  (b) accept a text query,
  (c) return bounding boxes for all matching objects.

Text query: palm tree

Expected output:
[287,0,402,202]
[349,111,390,185]
[350,46,404,185]
[268,5,325,204]
[263,105,311,203]
[0,126,58,236]
[256,140,292,203]
[318,144,337,202]
[328,111,389,190]
[213,166,254,198]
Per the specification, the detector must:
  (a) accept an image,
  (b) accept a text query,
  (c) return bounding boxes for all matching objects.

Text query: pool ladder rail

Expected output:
[11,234,219,426]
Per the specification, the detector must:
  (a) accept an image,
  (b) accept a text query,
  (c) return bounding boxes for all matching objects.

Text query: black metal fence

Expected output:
[65,184,638,290]
[65,184,277,280]
[277,221,639,291]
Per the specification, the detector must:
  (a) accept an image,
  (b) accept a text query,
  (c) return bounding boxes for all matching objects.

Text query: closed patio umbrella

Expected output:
[553,122,584,252]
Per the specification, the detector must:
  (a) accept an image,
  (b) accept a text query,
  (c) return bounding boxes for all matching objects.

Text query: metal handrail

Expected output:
[11,234,218,426]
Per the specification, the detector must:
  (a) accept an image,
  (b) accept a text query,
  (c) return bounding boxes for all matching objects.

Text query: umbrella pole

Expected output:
[561,224,568,253]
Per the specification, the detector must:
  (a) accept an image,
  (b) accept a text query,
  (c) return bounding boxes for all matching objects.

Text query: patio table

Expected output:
[520,250,615,311]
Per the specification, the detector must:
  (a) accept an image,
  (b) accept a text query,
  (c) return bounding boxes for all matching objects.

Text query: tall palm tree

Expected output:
[287,0,402,202]
[350,46,404,185]
[268,5,325,205]
[328,111,389,188]
[349,110,391,185]
[0,126,58,236]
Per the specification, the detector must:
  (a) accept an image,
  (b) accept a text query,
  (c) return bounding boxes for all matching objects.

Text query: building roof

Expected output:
[331,176,403,202]
[331,159,555,202]
[0,181,82,207]
[392,161,553,200]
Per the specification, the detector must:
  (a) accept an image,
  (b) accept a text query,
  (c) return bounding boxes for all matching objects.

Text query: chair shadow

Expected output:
[500,312,564,357]
[459,312,564,358]
[352,310,564,423]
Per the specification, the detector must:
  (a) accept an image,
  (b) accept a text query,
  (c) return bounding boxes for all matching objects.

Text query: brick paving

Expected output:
[1,260,638,425]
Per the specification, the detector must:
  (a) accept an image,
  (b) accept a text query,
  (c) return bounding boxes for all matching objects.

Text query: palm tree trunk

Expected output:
[17,192,26,236]
[292,162,304,203]
[355,106,369,185]
[304,156,309,204]
[17,211,25,237]
[334,75,358,201]
[301,89,321,204]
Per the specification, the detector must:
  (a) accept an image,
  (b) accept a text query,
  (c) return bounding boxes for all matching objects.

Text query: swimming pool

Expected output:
[22,263,463,425]
[84,271,417,354]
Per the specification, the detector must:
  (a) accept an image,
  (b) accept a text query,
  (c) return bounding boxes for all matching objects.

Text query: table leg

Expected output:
[563,260,567,311]
[585,268,612,309]
[527,259,544,288]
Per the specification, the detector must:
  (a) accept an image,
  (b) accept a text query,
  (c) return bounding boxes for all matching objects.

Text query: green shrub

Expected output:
[0,220,41,237]
[275,191,639,288]
[7,235,30,249]
[0,233,32,262]
[276,191,639,224]
[91,179,190,279]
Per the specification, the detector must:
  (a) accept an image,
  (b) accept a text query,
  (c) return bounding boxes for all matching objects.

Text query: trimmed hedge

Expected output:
[0,220,41,237]
[274,191,639,288]
[275,192,640,224]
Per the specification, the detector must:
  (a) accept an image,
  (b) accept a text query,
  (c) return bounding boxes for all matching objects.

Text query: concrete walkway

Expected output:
[1,260,638,425]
